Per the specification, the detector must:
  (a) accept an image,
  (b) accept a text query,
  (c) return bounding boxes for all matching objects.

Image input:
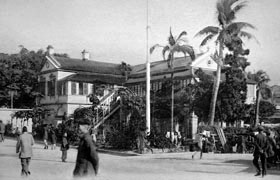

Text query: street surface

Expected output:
[0,138,279,180]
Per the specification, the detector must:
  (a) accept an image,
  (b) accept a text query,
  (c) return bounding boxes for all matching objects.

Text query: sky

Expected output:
[0,0,279,85]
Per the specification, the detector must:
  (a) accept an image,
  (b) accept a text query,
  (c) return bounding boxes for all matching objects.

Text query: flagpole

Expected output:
[146,0,151,135]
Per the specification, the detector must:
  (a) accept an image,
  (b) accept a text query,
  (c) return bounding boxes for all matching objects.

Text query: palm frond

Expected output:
[232,1,247,13]
[216,0,235,25]
[162,46,170,61]
[227,0,247,21]
[169,27,176,46]
[195,26,219,37]
[176,39,189,44]
[173,45,195,61]
[200,34,215,47]
[176,31,187,42]
[239,31,259,44]
[217,0,248,25]
[150,44,164,54]
[227,22,256,33]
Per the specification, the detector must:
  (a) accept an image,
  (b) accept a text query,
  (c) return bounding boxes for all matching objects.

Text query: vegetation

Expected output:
[259,100,276,120]
[150,27,195,138]
[247,70,271,126]
[0,47,45,108]
[196,0,256,125]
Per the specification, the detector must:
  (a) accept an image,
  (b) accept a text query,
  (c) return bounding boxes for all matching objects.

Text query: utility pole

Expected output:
[146,0,151,135]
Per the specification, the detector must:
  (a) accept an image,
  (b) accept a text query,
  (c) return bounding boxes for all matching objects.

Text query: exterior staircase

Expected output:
[93,89,120,129]
[214,126,227,152]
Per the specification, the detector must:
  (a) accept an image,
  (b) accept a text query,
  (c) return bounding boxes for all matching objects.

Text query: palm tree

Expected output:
[150,27,195,139]
[247,70,271,127]
[195,0,255,125]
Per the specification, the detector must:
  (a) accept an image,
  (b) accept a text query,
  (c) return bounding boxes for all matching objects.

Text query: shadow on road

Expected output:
[154,157,192,161]
[32,158,75,164]
[98,149,139,157]
[223,159,280,176]
[0,153,18,158]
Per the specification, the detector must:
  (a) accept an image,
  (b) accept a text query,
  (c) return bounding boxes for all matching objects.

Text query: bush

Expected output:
[105,127,137,150]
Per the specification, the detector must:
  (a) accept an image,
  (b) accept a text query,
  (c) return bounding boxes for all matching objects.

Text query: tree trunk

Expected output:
[208,44,223,126]
[254,89,260,127]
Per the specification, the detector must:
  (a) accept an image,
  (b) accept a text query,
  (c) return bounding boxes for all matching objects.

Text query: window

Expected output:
[39,81,46,95]
[79,82,83,95]
[158,82,162,90]
[47,74,56,96]
[57,81,62,96]
[76,82,88,95]
[47,81,55,96]
[39,76,46,95]
[71,82,76,95]
[83,83,88,95]
[57,81,67,96]
[63,82,67,95]
[92,84,96,94]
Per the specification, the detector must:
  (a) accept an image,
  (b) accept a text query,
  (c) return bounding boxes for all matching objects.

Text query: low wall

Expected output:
[0,108,33,133]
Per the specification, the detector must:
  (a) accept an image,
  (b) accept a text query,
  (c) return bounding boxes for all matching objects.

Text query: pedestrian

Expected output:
[91,128,97,143]
[265,130,277,168]
[137,128,145,154]
[49,124,57,150]
[0,120,5,142]
[252,126,268,177]
[73,115,99,178]
[16,126,35,176]
[192,132,208,159]
[209,134,216,153]
[60,132,69,162]
[43,124,49,149]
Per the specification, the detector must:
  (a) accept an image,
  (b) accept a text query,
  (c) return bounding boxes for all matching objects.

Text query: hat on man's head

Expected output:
[77,118,91,125]
[257,126,264,132]
[74,107,93,124]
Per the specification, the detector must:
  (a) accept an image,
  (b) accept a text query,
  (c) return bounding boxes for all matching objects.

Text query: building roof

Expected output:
[62,73,125,85]
[130,56,194,77]
[52,56,123,75]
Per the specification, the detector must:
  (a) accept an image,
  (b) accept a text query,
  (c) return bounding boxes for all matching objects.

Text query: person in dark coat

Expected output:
[60,132,69,162]
[0,120,5,142]
[73,117,99,178]
[252,126,268,177]
[16,126,35,176]
[265,131,278,168]
[43,125,49,149]
[49,125,57,150]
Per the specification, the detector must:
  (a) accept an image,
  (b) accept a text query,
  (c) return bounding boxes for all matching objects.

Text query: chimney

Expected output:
[81,49,90,61]
[47,45,54,55]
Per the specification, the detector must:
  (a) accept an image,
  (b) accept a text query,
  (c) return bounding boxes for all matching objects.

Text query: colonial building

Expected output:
[39,47,256,129]
[39,46,126,124]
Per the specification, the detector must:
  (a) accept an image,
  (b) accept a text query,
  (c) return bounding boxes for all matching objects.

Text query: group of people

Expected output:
[43,124,57,150]
[15,115,99,178]
[252,126,280,177]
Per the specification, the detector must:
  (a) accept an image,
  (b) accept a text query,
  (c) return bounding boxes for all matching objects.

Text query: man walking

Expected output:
[16,126,35,176]
[192,132,208,159]
[43,124,49,149]
[0,120,5,142]
[73,108,99,178]
[252,126,268,177]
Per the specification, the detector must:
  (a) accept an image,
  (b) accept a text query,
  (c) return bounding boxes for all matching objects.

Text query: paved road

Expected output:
[0,138,279,180]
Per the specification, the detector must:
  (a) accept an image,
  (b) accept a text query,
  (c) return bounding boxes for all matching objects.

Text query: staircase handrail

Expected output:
[215,126,227,148]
